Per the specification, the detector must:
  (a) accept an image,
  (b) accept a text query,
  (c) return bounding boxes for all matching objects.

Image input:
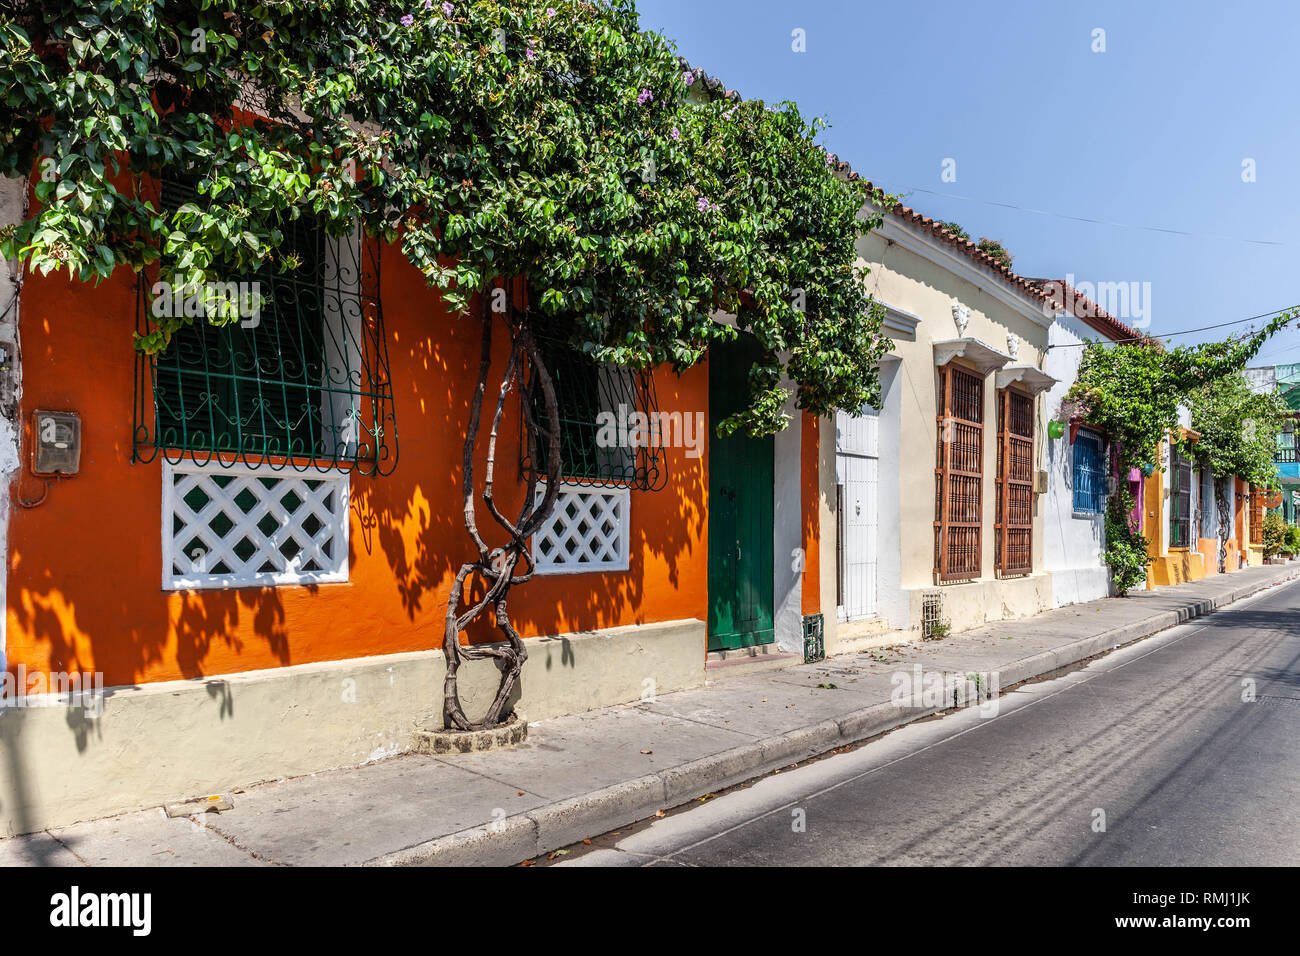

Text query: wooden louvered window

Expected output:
[1251,485,1264,545]
[996,387,1034,575]
[934,364,983,581]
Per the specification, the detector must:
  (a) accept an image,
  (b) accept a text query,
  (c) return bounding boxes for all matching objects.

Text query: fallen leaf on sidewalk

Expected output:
[640,749,653,754]
[655,810,666,818]
[548,850,569,860]
[582,839,592,845]
[520,860,535,867]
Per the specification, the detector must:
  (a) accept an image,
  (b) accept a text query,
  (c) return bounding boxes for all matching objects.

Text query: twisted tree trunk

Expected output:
[1215,475,1229,574]
[441,282,562,731]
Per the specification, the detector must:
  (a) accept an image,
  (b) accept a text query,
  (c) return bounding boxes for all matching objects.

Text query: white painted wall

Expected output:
[773,385,802,653]
[1042,312,1110,606]
[0,176,25,673]
[874,359,908,629]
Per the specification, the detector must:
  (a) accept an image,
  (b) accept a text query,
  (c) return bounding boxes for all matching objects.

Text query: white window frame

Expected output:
[530,482,631,575]
[162,459,350,590]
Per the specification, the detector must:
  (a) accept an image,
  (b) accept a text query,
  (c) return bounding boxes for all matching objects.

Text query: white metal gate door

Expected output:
[836,408,879,619]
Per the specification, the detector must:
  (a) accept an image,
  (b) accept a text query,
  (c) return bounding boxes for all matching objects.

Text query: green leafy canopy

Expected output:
[1065,310,1294,471]
[1189,372,1289,489]
[0,0,892,435]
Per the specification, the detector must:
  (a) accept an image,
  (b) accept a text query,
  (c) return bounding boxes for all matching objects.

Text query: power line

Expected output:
[1046,304,1299,350]
[900,186,1286,247]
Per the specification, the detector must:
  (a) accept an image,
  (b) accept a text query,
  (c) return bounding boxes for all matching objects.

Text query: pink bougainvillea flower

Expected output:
[547,6,558,15]
[526,46,536,60]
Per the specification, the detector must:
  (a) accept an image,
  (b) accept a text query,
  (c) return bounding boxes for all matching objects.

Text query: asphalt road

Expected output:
[561,577,1300,866]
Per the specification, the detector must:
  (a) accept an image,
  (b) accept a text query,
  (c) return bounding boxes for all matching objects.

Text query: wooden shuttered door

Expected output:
[934,364,983,580]
[996,387,1034,575]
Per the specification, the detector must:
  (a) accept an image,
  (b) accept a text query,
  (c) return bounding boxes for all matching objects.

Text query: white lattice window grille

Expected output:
[162,461,349,589]
[531,484,630,574]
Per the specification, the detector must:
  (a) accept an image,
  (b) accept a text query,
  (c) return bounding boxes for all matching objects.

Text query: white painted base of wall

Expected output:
[0,618,704,836]
[906,573,1053,634]
[826,616,898,656]
[1050,567,1113,607]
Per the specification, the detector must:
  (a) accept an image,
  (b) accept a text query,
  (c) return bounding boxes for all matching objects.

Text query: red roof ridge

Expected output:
[1024,278,1148,343]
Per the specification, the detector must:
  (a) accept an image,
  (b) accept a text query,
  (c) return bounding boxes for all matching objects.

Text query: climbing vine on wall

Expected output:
[1065,310,1295,472]
[1189,372,1288,490]
[1,0,894,729]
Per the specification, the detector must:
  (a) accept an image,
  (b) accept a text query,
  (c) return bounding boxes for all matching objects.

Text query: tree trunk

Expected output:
[1214,476,1229,574]
[440,281,563,731]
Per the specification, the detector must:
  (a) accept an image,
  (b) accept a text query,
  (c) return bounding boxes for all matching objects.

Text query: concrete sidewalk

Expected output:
[3,562,1297,867]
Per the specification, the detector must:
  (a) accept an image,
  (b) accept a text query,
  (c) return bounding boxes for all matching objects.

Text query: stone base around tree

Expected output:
[411,711,528,754]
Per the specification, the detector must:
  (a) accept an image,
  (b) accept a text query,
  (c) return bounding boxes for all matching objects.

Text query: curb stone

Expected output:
[369,565,1300,867]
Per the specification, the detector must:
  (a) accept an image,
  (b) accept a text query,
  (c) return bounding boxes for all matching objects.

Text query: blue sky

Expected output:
[636,0,1300,364]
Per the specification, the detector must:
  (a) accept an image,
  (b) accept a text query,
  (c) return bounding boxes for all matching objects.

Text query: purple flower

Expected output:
[637,88,653,105]
[401,13,414,26]
[682,70,695,86]
[697,196,712,213]
[442,2,453,15]
[424,0,433,8]
[671,127,680,140]
[526,45,536,60]
[547,6,557,15]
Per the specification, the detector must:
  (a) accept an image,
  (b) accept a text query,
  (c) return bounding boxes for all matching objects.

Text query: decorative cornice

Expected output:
[933,338,1013,376]
[881,303,921,341]
[995,364,1058,395]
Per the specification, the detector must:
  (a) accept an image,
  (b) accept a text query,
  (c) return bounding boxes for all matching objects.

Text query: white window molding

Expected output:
[531,483,630,574]
[162,460,349,589]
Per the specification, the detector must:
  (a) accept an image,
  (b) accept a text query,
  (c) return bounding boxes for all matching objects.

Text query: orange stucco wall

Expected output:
[7,246,713,688]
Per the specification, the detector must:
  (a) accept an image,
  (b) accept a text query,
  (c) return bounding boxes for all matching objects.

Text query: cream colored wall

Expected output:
[855,228,1052,632]
[0,619,705,836]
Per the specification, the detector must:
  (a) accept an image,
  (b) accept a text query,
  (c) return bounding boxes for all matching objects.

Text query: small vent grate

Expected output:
[922,590,947,640]
[803,614,825,663]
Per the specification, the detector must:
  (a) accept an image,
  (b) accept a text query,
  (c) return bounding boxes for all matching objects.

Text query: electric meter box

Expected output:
[32,409,81,476]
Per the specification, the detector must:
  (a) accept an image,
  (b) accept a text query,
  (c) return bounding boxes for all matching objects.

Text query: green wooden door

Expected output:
[707,336,775,650]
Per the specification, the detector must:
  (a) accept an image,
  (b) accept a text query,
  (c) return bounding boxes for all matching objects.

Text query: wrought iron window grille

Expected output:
[132,178,398,476]
[522,329,667,492]
[1071,428,1107,514]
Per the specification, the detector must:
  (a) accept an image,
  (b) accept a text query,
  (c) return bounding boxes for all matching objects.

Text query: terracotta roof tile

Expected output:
[1025,278,1149,344]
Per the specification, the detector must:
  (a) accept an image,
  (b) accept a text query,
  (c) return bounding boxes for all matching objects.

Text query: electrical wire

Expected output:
[1046,305,1300,350]
[900,186,1286,247]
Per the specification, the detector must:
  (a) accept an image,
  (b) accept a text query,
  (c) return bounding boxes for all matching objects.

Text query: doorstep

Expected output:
[704,646,802,680]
